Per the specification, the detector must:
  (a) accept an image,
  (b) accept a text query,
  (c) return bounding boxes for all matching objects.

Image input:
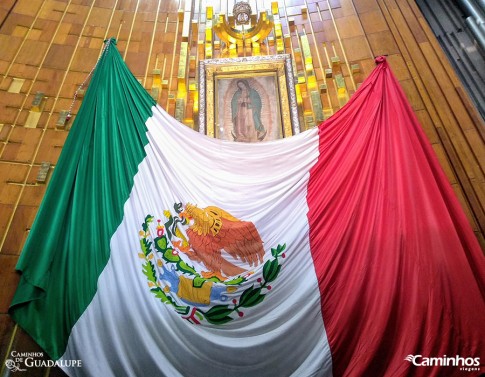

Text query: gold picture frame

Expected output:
[199,55,300,141]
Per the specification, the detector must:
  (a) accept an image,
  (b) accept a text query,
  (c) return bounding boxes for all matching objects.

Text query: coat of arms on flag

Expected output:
[138,203,286,325]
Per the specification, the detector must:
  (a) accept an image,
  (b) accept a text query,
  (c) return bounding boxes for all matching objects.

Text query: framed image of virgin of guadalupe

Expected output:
[199,55,300,142]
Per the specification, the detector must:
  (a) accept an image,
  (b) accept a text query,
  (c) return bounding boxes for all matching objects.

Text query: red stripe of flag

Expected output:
[307,57,485,377]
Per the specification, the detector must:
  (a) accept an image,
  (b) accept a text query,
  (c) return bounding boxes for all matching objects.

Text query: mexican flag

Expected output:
[9,40,484,377]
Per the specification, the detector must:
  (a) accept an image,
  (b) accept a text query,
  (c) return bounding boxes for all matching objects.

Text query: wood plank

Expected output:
[0,204,14,250]
[0,254,20,312]
[359,9,388,34]
[0,163,29,204]
[353,0,380,13]
[367,30,400,56]
[437,126,485,235]
[0,35,23,63]
[399,78,425,111]
[341,35,372,61]
[34,129,67,165]
[14,0,43,17]
[0,0,16,25]
[2,205,37,255]
[15,40,50,66]
[43,44,77,70]
[418,42,479,132]
[20,169,49,205]
[334,15,364,39]
[2,127,42,163]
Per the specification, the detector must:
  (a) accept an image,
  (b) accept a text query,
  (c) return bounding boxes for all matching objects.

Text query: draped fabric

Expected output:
[307,56,485,376]
[9,41,485,377]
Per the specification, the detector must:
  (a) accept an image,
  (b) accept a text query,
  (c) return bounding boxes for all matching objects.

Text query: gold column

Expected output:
[205,6,214,59]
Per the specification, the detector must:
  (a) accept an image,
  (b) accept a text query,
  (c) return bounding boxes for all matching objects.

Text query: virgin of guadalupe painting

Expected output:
[216,75,282,142]
[231,80,267,142]
[199,55,300,139]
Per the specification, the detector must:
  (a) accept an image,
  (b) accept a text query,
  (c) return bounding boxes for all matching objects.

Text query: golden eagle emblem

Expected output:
[179,204,264,279]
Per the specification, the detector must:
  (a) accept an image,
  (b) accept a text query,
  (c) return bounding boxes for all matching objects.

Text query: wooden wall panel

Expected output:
[0,0,483,375]
[376,0,485,243]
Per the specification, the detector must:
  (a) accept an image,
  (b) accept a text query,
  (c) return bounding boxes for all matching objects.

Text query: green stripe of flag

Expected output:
[9,39,156,359]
